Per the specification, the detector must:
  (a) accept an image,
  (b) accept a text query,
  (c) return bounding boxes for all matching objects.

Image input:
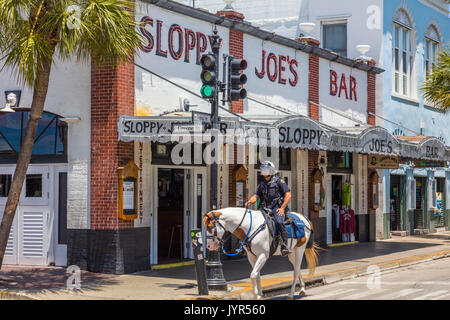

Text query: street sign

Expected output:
[367,155,400,169]
[413,160,446,168]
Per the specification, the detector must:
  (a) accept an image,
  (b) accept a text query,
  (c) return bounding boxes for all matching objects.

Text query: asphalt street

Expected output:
[269,256,450,300]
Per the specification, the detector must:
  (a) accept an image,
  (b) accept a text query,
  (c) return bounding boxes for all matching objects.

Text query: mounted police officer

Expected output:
[245,161,292,256]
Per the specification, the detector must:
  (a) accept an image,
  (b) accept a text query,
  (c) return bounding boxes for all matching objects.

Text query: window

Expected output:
[327,151,353,173]
[424,25,441,83]
[322,22,347,57]
[0,174,12,197]
[392,9,415,97]
[0,111,67,156]
[25,174,43,198]
[256,147,291,171]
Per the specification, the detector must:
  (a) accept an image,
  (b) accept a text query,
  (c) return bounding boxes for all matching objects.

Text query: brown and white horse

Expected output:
[203,207,319,300]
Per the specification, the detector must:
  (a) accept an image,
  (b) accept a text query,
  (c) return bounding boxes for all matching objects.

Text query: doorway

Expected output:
[328,174,355,244]
[157,168,184,263]
[390,175,401,231]
[0,165,67,266]
[152,167,207,265]
[414,177,426,229]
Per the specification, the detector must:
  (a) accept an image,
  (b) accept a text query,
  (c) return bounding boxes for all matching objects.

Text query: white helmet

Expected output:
[260,161,277,176]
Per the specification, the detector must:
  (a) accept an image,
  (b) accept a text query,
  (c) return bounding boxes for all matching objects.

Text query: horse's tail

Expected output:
[304,221,319,276]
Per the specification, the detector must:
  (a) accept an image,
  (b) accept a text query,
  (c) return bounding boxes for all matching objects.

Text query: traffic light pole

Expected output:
[205,27,227,291]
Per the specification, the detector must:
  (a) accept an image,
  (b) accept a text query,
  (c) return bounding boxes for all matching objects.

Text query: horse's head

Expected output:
[202,211,225,251]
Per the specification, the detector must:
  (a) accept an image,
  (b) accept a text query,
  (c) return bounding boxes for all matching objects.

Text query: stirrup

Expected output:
[281,247,291,256]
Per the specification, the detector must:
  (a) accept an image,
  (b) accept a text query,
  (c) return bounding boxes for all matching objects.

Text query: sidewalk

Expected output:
[1,233,450,300]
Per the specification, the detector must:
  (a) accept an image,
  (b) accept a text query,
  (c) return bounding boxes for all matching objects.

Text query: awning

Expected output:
[118,114,450,161]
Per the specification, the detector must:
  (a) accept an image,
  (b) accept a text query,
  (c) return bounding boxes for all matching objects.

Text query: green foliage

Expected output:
[0,0,144,87]
[422,48,450,112]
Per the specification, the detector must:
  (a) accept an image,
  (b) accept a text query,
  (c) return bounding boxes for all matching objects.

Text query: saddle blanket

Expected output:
[285,213,306,239]
[264,211,306,239]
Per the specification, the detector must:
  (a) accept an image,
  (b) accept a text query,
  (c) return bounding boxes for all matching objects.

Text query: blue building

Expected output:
[380,0,450,237]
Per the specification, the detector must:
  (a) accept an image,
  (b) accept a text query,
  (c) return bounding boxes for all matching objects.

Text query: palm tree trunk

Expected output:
[0,54,54,269]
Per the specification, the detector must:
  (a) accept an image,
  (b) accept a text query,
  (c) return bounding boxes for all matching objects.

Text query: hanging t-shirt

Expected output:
[342,184,351,207]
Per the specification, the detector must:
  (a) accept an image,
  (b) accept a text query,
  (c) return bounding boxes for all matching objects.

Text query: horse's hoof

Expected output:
[287,295,294,300]
[256,295,263,300]
[299,288,306,296]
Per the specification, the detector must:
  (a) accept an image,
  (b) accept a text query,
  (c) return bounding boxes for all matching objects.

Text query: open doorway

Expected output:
[330,174,355,243]
[157,168,184,263]
[390,175,401,231]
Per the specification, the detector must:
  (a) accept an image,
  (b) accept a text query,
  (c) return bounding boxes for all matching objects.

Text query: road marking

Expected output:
[413,290,448,300]
[338,289,389,300]
[376,288,424,300]
[343,281,450,286]
[307,288,356,300]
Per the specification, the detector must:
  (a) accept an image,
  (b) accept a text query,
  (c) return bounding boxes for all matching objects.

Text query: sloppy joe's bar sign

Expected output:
[275,116,329,150]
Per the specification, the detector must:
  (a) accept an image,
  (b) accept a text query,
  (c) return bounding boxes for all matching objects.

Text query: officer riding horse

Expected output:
[245,161,292,256]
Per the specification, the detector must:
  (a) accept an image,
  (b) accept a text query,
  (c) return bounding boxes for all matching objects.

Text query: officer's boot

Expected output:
[280,230,291,256]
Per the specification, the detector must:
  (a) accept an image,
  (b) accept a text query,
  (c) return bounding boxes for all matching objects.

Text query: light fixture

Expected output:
[299,22,315,34]
[223,0,235,11]
[0,90,21,113]
[356,45,371,56]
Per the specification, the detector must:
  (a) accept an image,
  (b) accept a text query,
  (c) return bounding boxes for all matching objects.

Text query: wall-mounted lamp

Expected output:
[420,119,426,136]
[298,22,316,38]
[0,90,21,113]
[355,45,374,63]
[223,0,235,11]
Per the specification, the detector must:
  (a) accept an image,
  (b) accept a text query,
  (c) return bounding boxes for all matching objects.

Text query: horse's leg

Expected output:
[287,245,306,300]
[250,253,267,300]
[297,246,306,296]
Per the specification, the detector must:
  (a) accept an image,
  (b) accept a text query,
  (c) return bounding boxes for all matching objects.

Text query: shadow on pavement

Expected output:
[143,240,441,282]
[0,265,118,292]
[0,240,442,293]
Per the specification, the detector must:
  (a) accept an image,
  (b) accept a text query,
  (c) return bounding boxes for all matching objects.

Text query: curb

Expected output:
[0,291,37,300]
[203,249,450,300]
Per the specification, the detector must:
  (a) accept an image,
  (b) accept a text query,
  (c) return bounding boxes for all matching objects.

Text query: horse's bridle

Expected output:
[206,206,250,250]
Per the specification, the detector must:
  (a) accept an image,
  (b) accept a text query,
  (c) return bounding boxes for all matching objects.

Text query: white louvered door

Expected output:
[0,166,17,264]
[18,207,48,265]
[0,165,50,266]
[18,166,50,265]
[0,207,18,265]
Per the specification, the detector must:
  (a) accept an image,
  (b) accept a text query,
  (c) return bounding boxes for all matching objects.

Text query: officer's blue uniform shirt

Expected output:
[256,175,290,208]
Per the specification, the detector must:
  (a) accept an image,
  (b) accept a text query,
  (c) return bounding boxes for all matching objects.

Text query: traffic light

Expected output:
[228,57,247,101]
[200,53,217,99]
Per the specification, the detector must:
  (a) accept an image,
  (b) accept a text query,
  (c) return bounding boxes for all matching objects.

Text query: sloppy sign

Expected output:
[275,116,328,150]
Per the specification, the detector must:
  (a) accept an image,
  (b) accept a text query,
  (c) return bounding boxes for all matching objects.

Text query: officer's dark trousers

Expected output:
[269,207,286,236]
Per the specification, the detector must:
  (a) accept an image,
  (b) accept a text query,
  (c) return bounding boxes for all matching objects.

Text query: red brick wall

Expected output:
[308,54,320,121]
[91,59,135,230]
[367,72,376,126]
[308,51,320,219]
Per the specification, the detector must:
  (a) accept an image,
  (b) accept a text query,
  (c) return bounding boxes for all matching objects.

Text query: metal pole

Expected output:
[205,27,228,291]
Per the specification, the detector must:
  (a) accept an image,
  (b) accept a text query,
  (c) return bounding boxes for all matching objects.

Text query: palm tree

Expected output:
[422,48,450,112]
[0,0,143,269]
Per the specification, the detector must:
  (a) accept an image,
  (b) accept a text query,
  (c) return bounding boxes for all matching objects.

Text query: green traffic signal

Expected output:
[200,84,214,98]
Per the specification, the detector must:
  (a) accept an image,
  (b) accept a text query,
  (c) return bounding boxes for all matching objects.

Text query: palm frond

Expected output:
[422,48,450,111]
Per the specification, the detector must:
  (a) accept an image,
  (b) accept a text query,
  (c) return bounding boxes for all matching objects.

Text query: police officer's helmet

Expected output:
[260,161,277,176]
